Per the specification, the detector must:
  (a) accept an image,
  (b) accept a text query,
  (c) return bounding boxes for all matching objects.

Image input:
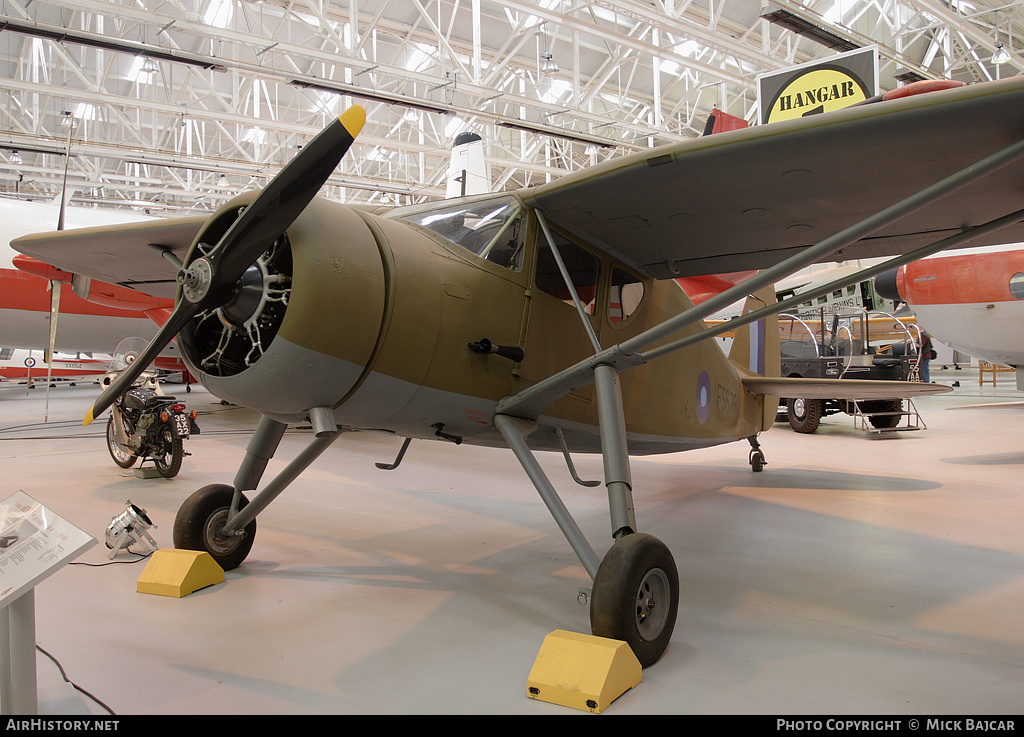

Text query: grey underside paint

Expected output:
[193,336,733,456]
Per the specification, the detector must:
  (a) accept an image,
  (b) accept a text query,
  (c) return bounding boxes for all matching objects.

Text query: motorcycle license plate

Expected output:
[173,413,190,437]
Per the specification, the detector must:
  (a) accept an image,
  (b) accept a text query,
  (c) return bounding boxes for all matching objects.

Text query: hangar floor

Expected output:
[2,367,1022,715]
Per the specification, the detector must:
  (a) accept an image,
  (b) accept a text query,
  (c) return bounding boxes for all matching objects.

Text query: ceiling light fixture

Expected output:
[539,22,559,74]
[992,41,1010,65]
[760,7,859,52]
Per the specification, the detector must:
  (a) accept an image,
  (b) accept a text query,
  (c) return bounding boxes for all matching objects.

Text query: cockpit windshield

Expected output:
[390,195,526,271]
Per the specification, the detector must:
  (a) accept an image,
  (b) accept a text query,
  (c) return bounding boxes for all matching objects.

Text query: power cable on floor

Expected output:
[35,553,154,713]
[35,644,117,716]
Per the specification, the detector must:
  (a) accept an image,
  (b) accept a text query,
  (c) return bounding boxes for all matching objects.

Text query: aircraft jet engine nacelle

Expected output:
[177,194,441,425]
[874,251,1024,369]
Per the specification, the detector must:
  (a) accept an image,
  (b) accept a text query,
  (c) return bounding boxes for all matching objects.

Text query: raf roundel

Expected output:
[696,370,711,424]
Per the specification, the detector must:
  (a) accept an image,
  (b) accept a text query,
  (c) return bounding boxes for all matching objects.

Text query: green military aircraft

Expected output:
[15,77,1024,667]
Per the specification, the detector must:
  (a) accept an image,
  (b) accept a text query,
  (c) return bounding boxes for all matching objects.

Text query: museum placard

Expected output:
[0,490,96,607]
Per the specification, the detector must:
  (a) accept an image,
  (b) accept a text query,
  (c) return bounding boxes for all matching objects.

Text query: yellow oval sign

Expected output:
[764,67,870,123]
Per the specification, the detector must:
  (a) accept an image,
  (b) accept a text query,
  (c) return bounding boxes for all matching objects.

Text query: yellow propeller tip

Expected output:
[84,408,94,427]
[339,105,366,138]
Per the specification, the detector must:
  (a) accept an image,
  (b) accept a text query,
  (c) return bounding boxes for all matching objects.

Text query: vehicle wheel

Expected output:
[866,399,903,429]
[787,397,821,434]
[153,428,184,478]
[750,449,766,472]
[106,416,136,468]
[173,484,255,570]
[590,533,679,668]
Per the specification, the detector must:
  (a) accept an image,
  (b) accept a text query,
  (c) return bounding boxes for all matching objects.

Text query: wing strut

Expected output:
[646,204,1024,362]
[498,134,1024,421]
[536,210,602,353]
[494,414,602,578]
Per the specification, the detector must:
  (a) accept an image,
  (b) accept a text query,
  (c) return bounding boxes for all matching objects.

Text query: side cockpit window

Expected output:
[535,236,601,315]
[393,195,525,271]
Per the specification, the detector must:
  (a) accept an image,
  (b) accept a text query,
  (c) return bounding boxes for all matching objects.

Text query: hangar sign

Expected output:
[758,47,878,124]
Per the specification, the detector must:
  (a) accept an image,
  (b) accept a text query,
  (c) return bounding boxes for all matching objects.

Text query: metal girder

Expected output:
[0,0,1017,214]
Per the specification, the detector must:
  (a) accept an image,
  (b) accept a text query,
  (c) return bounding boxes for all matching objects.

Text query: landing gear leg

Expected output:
[173,410,344,569]
[590,365,678,667]
[496,365,680,668]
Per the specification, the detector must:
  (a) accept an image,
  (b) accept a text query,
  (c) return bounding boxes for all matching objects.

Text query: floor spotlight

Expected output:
[105,501,158,558]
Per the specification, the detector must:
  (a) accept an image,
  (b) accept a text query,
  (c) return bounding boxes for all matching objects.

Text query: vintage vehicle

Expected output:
[778,309,926,433]
[106,381,199,477]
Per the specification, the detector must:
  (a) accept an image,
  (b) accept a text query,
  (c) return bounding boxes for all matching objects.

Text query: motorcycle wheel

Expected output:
[106,416,136,469]
[154,427,184,479]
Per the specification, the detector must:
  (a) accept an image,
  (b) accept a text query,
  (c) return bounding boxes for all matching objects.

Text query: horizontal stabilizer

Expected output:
[741,375,951,400]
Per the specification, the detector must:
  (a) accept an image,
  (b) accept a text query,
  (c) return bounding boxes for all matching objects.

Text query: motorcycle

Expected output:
[105,381,199,478]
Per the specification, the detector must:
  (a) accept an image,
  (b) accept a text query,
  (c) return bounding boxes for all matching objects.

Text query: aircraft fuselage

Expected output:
[180,192,777,454]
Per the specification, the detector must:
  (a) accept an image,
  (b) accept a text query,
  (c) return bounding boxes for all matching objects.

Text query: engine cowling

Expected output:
[178,194,391,421]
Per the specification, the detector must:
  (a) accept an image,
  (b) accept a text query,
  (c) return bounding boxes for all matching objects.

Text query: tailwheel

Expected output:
[173,484,255,570]
[748,435,767,473]
[590,533,679,668]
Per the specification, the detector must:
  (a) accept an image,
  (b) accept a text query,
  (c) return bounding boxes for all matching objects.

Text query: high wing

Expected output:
[14,77,1024,294]
[522,76,1024,280]
[12,216,206,300]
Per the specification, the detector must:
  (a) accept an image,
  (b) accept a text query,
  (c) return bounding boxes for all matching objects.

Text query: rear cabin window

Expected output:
[609,269,644,322]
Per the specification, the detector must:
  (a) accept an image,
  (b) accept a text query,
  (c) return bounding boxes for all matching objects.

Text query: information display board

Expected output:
[1,490,96,607]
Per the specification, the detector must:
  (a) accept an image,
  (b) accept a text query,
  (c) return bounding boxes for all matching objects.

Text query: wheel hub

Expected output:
[635,567,671,641]
[203,507,245,555]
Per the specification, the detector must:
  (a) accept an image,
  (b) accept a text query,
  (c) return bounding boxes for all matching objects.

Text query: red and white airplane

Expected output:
[2,130,487,384]
[875,246,1024,388]
[0,197,188,378]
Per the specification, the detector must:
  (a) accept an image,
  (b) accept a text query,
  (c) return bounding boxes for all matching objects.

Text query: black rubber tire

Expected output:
[153,428,184,478]
[866,399,903,429]
[173,484,255,570]
[590,533,679,668]
[106,416,136,468]
[750,451,765,473]
[787,397,822,434]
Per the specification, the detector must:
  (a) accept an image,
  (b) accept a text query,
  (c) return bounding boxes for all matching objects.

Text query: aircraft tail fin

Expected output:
[726,283,780,431]
[726,283,780,379]
[445,132,489,198]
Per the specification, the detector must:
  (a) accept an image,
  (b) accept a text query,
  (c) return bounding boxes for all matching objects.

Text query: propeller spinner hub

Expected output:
[178,257,214,304]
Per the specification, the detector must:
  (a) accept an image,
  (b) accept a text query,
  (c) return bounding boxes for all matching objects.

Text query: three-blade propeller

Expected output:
[84,106,366,425]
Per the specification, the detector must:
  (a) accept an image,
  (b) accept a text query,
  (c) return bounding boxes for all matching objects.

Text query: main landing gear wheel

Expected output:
[173,484,255,570]
[106,416,136,468]
[590,533,679,668]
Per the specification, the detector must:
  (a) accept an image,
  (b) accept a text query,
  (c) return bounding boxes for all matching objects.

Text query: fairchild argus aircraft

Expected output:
[14,77,1024,668]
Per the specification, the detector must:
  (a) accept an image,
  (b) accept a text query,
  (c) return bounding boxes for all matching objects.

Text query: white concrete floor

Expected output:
[2,366,1023,715]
